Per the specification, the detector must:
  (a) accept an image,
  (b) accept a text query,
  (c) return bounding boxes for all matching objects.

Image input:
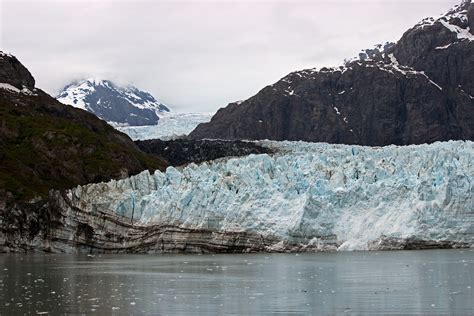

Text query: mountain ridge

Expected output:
[189,0,474,145]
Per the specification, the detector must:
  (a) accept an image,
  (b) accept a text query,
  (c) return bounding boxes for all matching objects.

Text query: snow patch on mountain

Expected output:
[440,19,474,41]
[0,83,21,93]
[68,140,474,251]
[0,82,36,95]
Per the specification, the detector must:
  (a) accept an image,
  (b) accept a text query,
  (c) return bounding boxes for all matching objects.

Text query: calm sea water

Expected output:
[0,250,472,315]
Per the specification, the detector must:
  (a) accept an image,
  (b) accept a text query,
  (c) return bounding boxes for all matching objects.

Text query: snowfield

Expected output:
[69,140,474,251]
[115,112,213,140]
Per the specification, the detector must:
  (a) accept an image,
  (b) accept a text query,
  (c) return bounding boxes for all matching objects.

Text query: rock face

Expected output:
[0,192,287,254]
[0,52,167,205]
[135,139,270,166]
[190,1,474,145]
[57,79,170,126]
[1,140,471,253]
[0,52,35,90]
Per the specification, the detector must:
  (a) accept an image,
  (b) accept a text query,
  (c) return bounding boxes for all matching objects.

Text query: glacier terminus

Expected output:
[59,140,474,253]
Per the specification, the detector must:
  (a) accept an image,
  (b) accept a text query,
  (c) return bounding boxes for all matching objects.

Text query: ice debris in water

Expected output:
[69,140,474,251]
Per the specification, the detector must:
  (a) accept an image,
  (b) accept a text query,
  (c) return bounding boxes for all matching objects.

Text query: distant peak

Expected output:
[81,78,112,87]
[57,78,170,125]
[85,78,103,85]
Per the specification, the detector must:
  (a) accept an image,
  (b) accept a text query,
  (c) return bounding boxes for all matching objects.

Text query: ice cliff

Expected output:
[68,140,473,251]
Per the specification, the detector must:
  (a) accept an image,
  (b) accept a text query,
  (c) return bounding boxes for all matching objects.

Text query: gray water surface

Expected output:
[0,250,472,315]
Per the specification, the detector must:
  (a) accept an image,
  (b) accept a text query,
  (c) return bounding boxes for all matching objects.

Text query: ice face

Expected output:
[68,140,474,251]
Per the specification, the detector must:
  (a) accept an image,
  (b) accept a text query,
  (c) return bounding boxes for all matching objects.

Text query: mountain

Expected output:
[190,0,474,145]
[0,52,167,205]
[57,79,170,126]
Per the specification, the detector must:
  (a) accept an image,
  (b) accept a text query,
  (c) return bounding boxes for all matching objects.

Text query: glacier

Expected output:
[68,140,474,251]
[115,112,213,140]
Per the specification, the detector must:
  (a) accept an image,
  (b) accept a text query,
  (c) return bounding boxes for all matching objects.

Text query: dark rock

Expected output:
[0,52,35,89]
[135,139,271,166]
[369,235,470,250]
[190,1,474,145]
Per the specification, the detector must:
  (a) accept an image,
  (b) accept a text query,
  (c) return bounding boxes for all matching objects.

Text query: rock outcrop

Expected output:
[0,52,35,90]
[190,1,474,145]
[135,139,270,166]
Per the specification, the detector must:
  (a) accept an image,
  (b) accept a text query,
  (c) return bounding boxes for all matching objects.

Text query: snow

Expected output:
[0,83,36,95]
[68,140,474,251]
[435,44,452,50]
[439,20,474,41]
[56,80,96,110]
[421,73,443,91]
[284,89,295,96]
[114,112,213,140]
[0,83,20,93]
[0,51,13,58]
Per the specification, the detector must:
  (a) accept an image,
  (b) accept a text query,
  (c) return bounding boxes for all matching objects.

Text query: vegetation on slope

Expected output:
[0,89,167,205]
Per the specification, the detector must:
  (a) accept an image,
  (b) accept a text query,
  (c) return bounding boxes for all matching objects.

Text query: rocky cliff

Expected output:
[190,1,474,145]
[0,52,35,90]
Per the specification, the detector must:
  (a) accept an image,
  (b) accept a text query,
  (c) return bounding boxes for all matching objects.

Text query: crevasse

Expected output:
[69,140,474,251]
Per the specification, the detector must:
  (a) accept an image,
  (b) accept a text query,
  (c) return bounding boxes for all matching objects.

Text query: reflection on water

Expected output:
[0,250,472,314]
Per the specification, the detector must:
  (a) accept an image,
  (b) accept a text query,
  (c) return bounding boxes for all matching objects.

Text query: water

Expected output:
[0,250,472,315]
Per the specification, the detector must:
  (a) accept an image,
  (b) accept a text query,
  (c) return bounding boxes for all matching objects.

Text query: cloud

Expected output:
[1,0,459,111]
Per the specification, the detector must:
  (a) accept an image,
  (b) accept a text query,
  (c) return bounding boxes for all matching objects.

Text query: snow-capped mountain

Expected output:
[57,78,170,126]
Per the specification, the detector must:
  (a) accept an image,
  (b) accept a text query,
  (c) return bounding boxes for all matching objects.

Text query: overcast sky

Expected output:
[1,0,459,112]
